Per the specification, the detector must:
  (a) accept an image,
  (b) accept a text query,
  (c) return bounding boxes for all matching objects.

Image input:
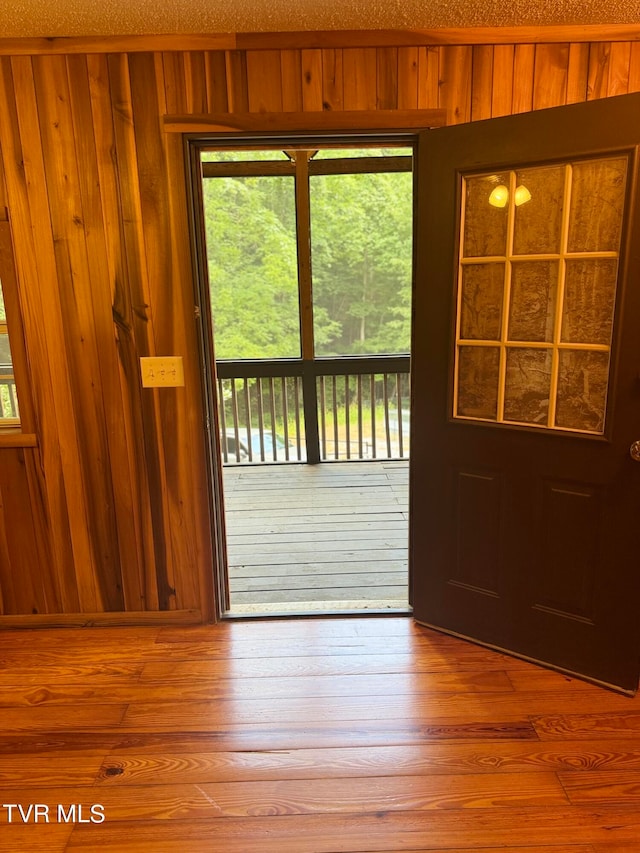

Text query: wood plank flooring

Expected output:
[222,461,409,613]
[0,617,639,851]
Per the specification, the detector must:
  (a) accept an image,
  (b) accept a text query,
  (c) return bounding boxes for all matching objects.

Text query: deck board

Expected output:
[222,461,409,613]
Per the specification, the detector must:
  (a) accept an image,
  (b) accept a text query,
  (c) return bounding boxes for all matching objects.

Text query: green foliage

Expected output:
[310,170,412,355]
[204,174,301,360]
[202,151,412,360]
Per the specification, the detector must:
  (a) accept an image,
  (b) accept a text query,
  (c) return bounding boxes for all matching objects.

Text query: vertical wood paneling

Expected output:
[397,48,418,109]
[0,449,56,614]
[128,52,207,612]
[69,53,146,612]
[608,42,631,95]
[439,46,472,123]
[628,43,640,92]
[533,44,569,109]
[566,43,590,103]
[0,59,79,615]
[301,49,323,111]
[106,53,167,612]
[471,45,494,121]
[162,53,188,115]
[377,47,398,110]
[280,50,303,111]
[204,51,229,112]
[33,53,124,612]
[491,45,514,116]
[321,49,343,111]
[224,51,249,112]
[343,48,377,109]
[587,43,611,99]
[3,56,90,612]
[158,42,638,122]
[246,50,284,112]
[91,53,160,612]
[417,47,440,109]
[127,53,180,611]
[183,52,207,113]
[512,45,535,113]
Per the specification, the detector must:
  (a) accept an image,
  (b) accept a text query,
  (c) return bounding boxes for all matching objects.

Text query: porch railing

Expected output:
[216,356,410,464]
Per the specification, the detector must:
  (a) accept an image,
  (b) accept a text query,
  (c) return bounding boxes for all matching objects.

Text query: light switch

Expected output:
[140,356,185,388]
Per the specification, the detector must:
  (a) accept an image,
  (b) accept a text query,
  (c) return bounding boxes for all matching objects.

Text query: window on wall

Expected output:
[0,281,19,426]
[0,219,21,429]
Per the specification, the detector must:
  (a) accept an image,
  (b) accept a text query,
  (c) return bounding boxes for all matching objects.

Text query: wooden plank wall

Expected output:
[160,42,640,120]
[0,36,638,623]
[0,52,211,623]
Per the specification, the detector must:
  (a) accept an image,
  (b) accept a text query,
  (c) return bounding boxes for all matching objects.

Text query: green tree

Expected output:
[202,151,413,361]
[310,169,412,355]
[203,174,300,360]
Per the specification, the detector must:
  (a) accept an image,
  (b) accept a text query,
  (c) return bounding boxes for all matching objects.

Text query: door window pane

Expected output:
[508,261,558,342]
[504,348,552,425]
[463,174,509,258]
[460,264,504,340]
[561,259,618,346]
[455,155,628,435]
[513,165,565,255]
[567,157,627,253]
[456,346,500,420]
[556,350,609,432]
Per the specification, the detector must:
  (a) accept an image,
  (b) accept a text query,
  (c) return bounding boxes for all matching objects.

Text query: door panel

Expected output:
[410,93,640,693]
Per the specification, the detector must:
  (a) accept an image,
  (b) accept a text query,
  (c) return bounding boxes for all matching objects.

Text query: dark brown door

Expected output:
[410,93,640,693]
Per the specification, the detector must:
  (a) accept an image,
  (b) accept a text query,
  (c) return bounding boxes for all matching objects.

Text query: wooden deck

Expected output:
[1,617,640,851]
[222,460,409,614]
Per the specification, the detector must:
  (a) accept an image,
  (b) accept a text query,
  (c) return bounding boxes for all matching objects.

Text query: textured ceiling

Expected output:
[1,0,639,38]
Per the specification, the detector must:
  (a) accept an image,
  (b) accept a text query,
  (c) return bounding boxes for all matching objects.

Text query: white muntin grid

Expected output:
[452,158,626,435]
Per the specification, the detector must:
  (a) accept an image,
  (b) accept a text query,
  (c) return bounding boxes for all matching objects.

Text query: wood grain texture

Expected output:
[0,49,212,619]
[0,34,639,622]
[1,27,640,58]
[223,462,408,610]
[533,44,570,108]
[0,618,635,850]
[438,46,472,124]
[164,109,446,132]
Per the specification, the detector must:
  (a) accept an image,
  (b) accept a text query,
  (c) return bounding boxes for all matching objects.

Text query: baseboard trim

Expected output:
[0,609,204,628]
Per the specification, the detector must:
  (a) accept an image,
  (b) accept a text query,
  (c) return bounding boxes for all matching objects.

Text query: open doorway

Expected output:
[190,138,414,617]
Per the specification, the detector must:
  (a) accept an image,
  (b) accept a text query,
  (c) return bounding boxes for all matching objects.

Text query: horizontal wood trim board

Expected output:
[0,34,238,56]
[0,432,37,447]
[215,356,410,379]
[1,26,640,56]
[201,156,412,178]
[166,109,446,133]
[0,609,203,628]
[236,26,640,49]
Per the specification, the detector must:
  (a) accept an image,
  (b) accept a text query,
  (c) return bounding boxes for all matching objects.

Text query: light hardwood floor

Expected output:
[1,617,639,851]
[222,461,409,614]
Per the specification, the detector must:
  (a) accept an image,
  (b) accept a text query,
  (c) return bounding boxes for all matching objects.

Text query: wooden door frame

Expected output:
[185,126,424,620]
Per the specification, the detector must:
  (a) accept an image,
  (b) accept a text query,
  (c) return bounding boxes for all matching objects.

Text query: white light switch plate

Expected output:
[140,356,185,388]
